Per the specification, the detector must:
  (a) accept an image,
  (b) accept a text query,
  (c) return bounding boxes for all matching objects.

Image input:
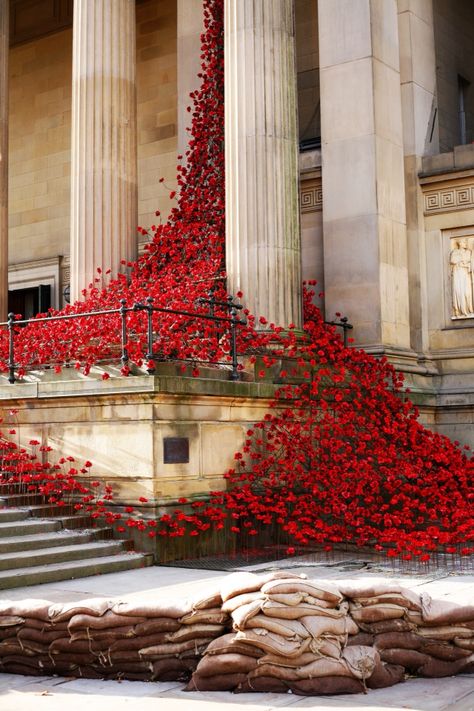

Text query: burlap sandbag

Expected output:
[151,658,196,681]
[179,608,229,626]
[420,593,474,626]
[112,599,193,619]
[264,592,332,608]
[295,656,366,681]
[350,603,406,624]
[204,632,264,658]
[49,637,111,654]
[221,592,264,614]
[417,626,474,641]
[0,640,35,656]
[359,618,416,634]
[17,627,65,645]
[0,615,24,627]
[68,611,145,631]
[231,599,264,629]
[246,614,309,639]
[189,586,222,611]
[337,581,403,599]
[289,676,365,696]
[261,600,348,620]
[257,651,330,668]
[235,675,289,693]
[167,624,226,643]
[418,640,472,661]
[301,614,358,638]
[261,578,342,605]
[69,625,136,642]
[0,626,23,641]
[109,634,169,651]
[354,590,421,612]
[380,648,430,671]
[235,629,311,657]
[107,649,142,663]
[185,672,247,691]
[249,663,300,681]
[219,571,300,603]
[24,618,68,631]
[366,661,405,689]
[135,619,180,635]
[346,632,374,647]
[139,637,214,659]
[342,645,379,680]
[418,654,474,678]
[49,599,112,623]
[194,652,258,677]
[454,637,474,650]
[373,631,423,651]
[0,600,51,621]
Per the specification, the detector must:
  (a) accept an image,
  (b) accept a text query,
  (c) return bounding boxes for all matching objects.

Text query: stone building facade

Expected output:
[0,0,474,501]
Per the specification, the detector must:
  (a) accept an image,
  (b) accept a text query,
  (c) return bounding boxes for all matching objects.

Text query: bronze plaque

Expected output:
[163,437,189,464]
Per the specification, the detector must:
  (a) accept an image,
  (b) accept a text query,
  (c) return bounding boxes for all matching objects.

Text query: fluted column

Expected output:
[0,0,8,320]
[70,0,137,301]
[225,0,302,328]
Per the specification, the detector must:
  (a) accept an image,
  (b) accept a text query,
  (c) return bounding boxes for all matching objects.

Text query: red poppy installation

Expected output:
[0,0,472,562]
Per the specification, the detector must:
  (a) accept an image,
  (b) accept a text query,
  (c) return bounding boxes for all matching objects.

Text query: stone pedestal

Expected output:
[0,1,8,321]
[70,0,137,302]
[224,0,302,328]
[319,0,410,349]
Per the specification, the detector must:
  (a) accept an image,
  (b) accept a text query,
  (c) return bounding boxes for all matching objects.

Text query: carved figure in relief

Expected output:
[450,238,473,318]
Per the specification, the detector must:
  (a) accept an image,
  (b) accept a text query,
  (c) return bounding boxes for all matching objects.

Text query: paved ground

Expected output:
[0,553,473,711]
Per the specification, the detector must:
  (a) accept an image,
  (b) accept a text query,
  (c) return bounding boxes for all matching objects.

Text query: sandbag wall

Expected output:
[0,572,473,696]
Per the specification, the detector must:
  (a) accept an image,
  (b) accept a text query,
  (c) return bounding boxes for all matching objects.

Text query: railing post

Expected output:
[229,296,240,382]
[119,299,129,370]
[7,312,15,384]
[145,296,154,374]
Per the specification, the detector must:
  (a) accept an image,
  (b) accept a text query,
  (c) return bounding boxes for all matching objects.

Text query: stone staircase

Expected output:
[0,487,153,590]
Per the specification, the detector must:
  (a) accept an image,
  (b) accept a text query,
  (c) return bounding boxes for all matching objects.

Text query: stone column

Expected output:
[319,0,411,350]
[225,0,302,329]
[177,0,204,156]
[0,0,8,320]
[398,0,438,357]
[70,0,137,302]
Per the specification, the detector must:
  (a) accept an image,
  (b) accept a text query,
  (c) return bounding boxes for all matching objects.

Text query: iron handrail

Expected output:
[0,295,246,385]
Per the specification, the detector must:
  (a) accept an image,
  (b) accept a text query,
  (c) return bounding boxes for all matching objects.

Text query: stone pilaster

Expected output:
[319,0,410,350]
[398,0,437,356]
[0,0,8,320]
[224,0,302,328]
[70,0,137,301]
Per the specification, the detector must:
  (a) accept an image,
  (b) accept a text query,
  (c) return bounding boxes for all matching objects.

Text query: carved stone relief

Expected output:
[450,236,474,319]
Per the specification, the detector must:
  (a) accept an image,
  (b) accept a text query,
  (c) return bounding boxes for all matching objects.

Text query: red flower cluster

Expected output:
[0,0,471,561]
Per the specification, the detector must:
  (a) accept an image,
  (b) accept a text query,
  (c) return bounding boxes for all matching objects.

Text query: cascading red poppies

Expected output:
[0,0,471,561]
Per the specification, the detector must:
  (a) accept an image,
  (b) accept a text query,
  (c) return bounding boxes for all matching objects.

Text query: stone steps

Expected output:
[0,490,153,589]
[0,552,151,590]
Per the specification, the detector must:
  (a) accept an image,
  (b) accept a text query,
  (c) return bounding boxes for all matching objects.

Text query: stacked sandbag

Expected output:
[186,571,388,694]
[0,586,228,681]
[340,581,474,680]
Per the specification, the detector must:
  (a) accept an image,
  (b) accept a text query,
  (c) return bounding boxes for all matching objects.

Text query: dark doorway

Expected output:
[8,285,51,320]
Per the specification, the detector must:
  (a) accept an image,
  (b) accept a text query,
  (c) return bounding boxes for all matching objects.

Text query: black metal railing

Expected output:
[1,294,246,385]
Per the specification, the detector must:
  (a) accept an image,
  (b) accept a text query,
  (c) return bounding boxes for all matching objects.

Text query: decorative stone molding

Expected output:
[8,257,61,310]
[300,178,322,213]
[424,184,474,214]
